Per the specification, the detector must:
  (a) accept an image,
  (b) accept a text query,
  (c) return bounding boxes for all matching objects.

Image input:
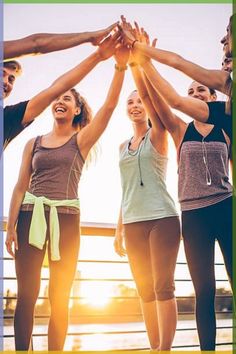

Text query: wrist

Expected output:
[131,39,138,49]
[87,31,95,43]
[140,58,149,67]
[115,63,128,72]
[129,62,138,67]
[81,31,91,43]
[93,50,103,62]
[7,225,15,232]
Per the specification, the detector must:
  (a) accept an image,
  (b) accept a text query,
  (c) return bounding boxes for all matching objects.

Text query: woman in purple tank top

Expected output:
[125,40,232,350]
[5,35,129,351]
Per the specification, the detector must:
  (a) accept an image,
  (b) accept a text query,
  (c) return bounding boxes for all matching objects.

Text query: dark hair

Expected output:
[189,81,217,99]
[209,88,217,96]
[70,88,92,129]
[3,60,22,76]
[229,13,235,32]
[225,76,232,114]
[224,14,234,114]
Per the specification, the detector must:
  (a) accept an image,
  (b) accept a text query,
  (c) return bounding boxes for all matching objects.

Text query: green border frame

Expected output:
[233,2,236,353]
[0,0,3,349]
[2,0,235,353]
[3,0,232,3]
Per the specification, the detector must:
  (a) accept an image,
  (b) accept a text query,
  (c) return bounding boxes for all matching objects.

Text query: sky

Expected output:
[3,3,231,223]
[3,3,232,302]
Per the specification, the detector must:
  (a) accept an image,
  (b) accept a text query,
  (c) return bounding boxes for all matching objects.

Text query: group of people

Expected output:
[3,13,233,351]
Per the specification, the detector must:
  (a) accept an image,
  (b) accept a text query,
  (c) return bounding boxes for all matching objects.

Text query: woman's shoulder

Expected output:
[28,135,43,150]
[119,140,128,152]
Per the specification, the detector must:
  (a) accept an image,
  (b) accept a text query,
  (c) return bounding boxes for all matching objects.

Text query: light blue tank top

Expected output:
[119,130,178,224]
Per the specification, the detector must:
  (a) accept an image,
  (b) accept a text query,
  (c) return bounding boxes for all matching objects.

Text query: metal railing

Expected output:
[2,220,234,351]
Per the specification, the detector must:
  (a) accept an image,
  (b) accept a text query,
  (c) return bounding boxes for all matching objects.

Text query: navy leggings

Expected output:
[124,216,180,302]
[14,210,80,350]
[182,197,232,350]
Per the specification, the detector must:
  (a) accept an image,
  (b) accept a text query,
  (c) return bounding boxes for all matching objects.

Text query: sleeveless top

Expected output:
[119,130,178,224]
[178,122,232,211]
[21,133,84,214]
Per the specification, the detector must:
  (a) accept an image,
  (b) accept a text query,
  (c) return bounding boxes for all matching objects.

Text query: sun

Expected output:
[80,284,112,308]
[85,294,110,308]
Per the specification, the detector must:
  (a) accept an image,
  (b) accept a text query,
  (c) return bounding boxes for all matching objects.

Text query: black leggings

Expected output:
[182,197,232,350]
[124,216,180,302]
[14,210,80,351]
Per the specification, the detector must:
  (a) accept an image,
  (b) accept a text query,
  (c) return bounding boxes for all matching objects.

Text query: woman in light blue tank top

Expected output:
[114,54,180,350]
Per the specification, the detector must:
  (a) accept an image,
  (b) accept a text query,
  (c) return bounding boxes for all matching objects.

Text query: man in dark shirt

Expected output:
[3,61,30,149]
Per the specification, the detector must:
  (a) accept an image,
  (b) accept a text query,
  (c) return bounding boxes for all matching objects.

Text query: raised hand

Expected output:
[119,15,136,48]
[133,22,157,47]
[90,22,119,46]
[96,30,122,60]
[114,44,130,66]
[132,26,157,65]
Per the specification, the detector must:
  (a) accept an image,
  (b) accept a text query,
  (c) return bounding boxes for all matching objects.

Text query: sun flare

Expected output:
[85,294,110,307]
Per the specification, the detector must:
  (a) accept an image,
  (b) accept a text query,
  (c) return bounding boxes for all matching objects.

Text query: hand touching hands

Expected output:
[90,22,119,46]
[97,30,122,60]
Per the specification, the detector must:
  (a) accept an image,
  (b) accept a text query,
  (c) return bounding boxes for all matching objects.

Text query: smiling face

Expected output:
[51,90,81,123]
[3,61,22,99]
[221,55,233,73]
[126,91,147,124]
[2,66,16,99]
[187,81,217,102]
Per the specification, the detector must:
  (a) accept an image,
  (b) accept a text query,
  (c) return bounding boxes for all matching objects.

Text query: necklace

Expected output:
[127,128,150,186]
[127,129,150,156]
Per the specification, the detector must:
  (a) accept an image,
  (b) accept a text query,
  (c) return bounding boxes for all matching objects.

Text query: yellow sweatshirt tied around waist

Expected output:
[22,191,80,261]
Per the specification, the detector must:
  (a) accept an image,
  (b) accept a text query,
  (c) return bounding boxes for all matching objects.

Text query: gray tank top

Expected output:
[21,133,84,214]
[119,130,178,224]
[178,122,233,211]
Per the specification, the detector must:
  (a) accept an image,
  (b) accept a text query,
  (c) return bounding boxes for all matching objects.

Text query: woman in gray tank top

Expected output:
[132,52,232,350]
[5,36,129,351]
[114,36,180,350]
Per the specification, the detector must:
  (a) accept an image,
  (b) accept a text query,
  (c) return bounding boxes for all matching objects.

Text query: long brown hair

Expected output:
[70,88,93,129]
[225,76,232,115]
[70,88,99,165]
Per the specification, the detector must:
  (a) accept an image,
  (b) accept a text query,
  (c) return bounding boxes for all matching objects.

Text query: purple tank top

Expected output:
[21,133,84,214]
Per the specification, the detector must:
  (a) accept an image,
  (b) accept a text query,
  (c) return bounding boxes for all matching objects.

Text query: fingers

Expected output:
[134,21,140,35]
[5,239,15,258]
[117,248,126,257]
[152,38,158,48]
[107,21,120,32]
[114,238,126,257]
[103,31,121,46]
[120,15,133,31]
[115,245,126,257]
[144,30,150,43]
[112,29,122,40]
[121,15,126,23]
[117,23,123,32]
